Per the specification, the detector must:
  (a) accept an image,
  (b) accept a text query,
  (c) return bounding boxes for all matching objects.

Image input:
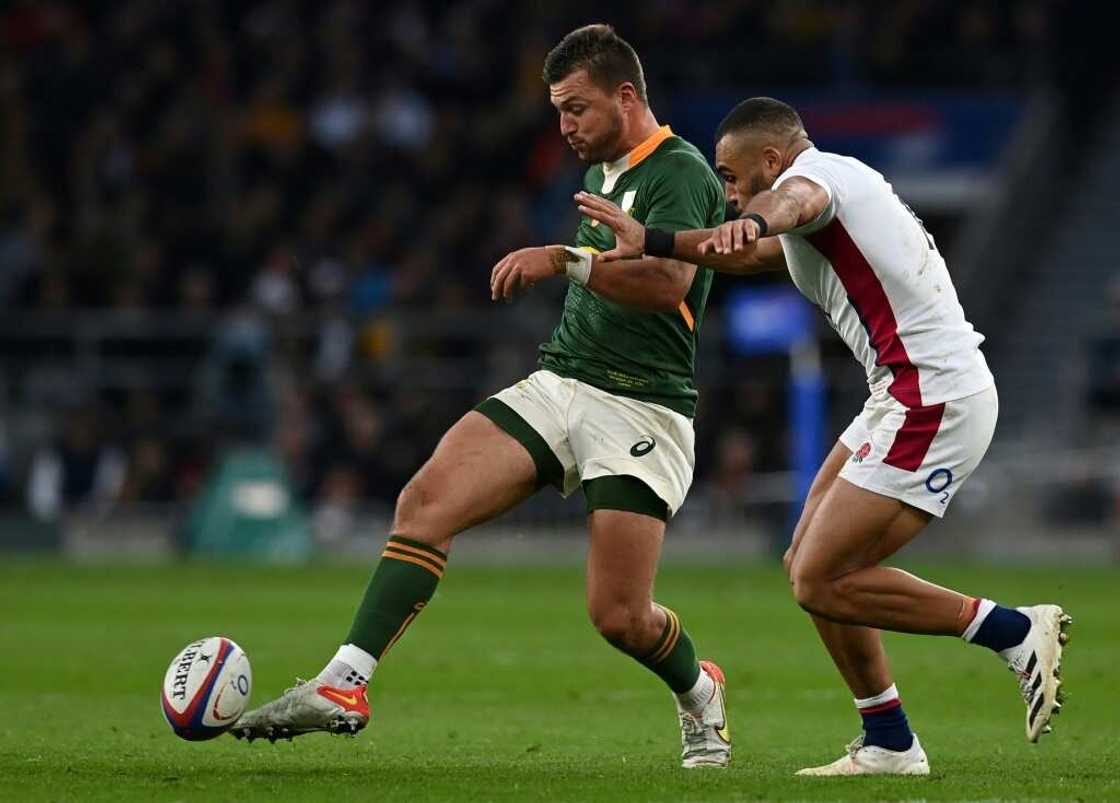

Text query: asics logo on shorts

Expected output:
[630,437,656,457]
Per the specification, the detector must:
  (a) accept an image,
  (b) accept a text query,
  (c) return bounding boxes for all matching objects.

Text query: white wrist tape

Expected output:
[562,246,593,286]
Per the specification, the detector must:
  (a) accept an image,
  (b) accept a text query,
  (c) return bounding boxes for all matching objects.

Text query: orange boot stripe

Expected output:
[318,685,368,712]
[699,659,725,684]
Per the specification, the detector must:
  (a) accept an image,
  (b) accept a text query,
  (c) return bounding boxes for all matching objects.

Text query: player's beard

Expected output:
[749,170,771,197]
[582,110,625,164]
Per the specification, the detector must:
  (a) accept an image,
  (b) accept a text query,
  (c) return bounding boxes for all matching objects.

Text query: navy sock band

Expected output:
[971,605,1031,653]
[860,700,914,752]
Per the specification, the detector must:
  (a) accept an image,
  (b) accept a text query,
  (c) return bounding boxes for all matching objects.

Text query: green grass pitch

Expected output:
[1,558,1116,801]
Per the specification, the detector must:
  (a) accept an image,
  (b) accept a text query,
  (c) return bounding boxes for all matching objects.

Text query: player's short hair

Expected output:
[715,97,805,143]
[542,24,648,103]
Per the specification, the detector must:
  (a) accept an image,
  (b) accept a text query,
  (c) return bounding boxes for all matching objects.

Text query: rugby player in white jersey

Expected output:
[575,97,1071,776]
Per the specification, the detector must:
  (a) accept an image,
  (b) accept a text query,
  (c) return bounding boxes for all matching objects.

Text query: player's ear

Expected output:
[616,82,640,109]
[762,145,784,178]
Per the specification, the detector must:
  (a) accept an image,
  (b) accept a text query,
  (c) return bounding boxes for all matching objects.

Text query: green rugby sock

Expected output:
[639,605,702,693]
[345,536,447,660]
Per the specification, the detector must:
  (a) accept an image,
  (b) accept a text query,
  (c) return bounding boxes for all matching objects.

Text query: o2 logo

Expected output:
[926,468,953,504]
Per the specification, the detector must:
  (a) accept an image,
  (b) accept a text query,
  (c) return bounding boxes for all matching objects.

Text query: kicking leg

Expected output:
[232,411,541,741]
[340,410,541,664]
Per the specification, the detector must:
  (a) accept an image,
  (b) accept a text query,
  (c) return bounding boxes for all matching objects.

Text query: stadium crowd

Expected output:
[0,1,1059,529]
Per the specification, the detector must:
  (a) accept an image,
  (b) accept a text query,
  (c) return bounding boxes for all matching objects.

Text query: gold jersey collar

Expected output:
[601,125,674,193]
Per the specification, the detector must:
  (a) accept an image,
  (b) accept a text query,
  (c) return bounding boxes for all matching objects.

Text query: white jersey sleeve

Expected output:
[773,162,836,234]
[773,148,993,408]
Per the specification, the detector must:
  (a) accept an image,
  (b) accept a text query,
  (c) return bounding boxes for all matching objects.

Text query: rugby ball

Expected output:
[161,636,252,741]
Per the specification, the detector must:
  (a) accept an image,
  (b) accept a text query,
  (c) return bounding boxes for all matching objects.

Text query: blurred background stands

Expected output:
[0,1,1117,559]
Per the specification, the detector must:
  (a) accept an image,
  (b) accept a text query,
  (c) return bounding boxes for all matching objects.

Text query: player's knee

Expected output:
[790,567,832,615]
[589,602,652,653]
[392,473,450,545]
[392,475,425,528]
[781,546,796,581]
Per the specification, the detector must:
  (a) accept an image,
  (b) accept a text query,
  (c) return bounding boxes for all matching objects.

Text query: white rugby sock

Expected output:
[317,644,377,689]
[855,683,900,710]
[675,666,717,715]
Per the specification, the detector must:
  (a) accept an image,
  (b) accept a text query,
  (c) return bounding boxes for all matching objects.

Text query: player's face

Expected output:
[714,135,781,216]
[549,70,625,164]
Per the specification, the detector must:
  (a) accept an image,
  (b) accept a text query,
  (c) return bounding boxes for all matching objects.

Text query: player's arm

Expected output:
[669,229,785,275]
[489,246,693,312]
[701,176,829,254]
[577,158,731,307]
[584,253,694,312]
[492,161,718,312]
[574,192,786,275]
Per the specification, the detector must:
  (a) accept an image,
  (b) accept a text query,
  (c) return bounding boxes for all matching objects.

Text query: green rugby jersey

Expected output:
[538,126,724,417]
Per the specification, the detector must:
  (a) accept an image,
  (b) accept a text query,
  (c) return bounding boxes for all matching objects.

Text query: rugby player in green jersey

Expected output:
[233,24,731,768]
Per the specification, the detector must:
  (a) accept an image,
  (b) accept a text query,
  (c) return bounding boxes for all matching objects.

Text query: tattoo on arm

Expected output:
[549,247,568,275]
[770,189,805,229]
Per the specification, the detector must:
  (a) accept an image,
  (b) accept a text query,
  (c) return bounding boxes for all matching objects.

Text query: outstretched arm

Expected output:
[674,228,786,275]
[574,192,786,275]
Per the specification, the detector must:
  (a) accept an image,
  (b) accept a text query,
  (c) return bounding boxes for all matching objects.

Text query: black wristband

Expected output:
[743,212,769,237]
[644,228,675,258]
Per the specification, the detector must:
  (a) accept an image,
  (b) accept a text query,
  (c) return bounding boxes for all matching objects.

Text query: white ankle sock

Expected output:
[855,683,900,710]
[675,667,716,715]
[317,644,377,689]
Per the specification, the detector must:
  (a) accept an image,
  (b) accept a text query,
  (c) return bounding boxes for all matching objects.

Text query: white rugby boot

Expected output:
[796,733,930,776]
[1001,604,1072,742]
[230,678,369,742]
[677,660,731,768]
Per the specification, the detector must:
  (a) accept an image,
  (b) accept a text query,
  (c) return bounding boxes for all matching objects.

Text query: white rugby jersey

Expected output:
[774,148,994,408]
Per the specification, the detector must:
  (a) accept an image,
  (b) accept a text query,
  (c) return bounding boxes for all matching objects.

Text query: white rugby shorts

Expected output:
[483,370,695,516]
[838,385,998,517]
